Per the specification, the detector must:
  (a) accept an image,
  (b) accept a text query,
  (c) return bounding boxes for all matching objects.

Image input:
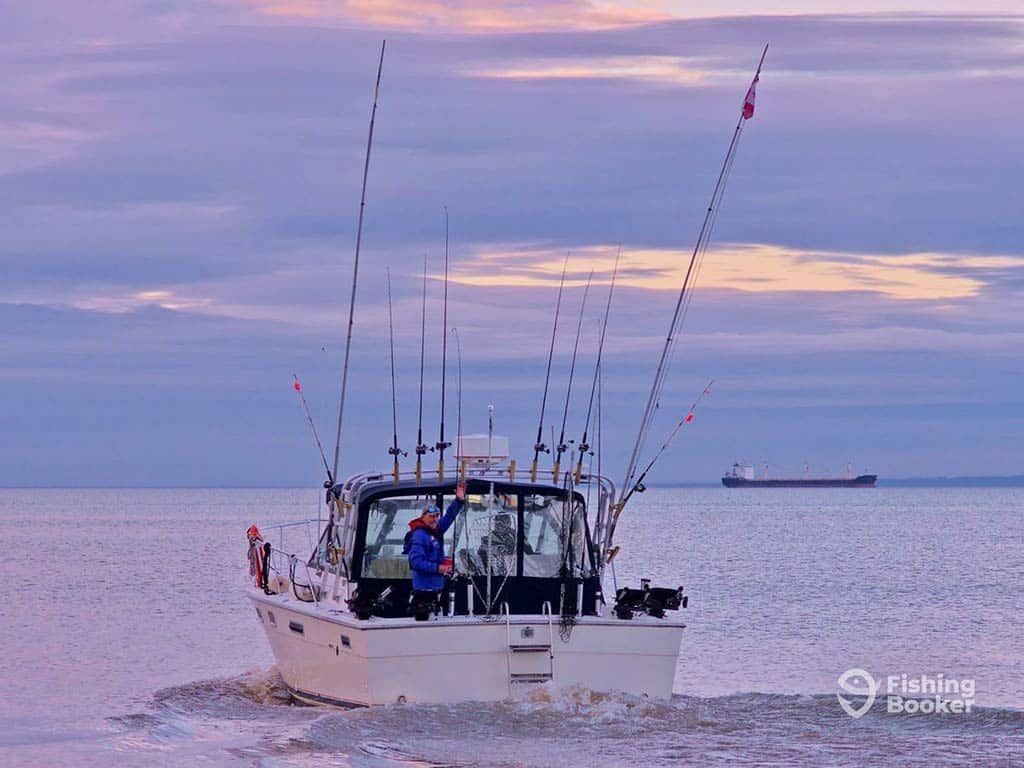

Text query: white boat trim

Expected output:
[249,588,686,631]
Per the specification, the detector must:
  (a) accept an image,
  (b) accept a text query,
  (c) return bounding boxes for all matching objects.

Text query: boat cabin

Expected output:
[310,476,606,619]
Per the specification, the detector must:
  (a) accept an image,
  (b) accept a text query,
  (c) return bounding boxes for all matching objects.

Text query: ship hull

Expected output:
[722,474,877,488]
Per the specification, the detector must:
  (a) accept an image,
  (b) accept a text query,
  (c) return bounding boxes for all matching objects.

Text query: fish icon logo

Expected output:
[837,668,878,719]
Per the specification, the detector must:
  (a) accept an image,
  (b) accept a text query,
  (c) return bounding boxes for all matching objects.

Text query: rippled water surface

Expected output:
[1,487,1021,766]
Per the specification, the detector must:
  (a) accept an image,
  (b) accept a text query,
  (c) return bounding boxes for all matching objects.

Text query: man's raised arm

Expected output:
[438,479,467,534]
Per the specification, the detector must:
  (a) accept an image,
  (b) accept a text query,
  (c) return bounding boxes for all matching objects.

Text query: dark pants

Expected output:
[410,589,443,621]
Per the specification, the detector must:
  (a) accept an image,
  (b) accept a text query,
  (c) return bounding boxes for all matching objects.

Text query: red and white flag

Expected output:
[742,76,758,120]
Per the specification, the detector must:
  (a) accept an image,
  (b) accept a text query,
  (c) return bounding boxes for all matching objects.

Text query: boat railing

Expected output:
[339,464,611,503]
[258,518,323,556]
[253,519,328,607]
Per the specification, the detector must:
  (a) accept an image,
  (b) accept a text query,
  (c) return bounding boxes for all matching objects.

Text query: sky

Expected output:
[1,1,1022,487]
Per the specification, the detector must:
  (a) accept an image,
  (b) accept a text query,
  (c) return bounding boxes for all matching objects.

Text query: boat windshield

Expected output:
[523,494,588,577]
[350,486,592,581]
[450,492,519,576]
[360,495,435,579]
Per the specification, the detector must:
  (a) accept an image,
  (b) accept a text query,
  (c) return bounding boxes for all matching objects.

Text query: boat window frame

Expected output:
[448,490,522,578]
[349,479,590,581]
[521,492,592,578]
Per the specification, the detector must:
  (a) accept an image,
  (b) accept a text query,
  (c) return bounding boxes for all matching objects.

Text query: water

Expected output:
[1,487,1021,766]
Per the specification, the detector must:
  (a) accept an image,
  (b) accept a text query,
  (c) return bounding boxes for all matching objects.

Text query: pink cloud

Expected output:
[240,1,1024,33]
[245,0,671,32]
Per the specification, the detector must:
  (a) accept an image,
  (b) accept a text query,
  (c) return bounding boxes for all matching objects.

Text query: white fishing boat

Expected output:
[248,459,686,707]
[244,41,766,707]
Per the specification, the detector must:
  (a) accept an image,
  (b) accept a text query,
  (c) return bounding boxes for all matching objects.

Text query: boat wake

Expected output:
[359,740,472,767]
[106,669,316,764]
[106,670,1024,767]
[152,667,295,714]
[301,688,1024,767]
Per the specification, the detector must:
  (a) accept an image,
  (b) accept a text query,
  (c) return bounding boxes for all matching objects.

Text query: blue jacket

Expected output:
[404,498,464,591]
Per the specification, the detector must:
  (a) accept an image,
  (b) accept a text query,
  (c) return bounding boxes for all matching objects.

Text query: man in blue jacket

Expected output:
[404,479,466,617]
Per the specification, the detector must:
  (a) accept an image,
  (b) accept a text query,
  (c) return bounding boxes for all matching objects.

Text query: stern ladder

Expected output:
[505,602,555,690]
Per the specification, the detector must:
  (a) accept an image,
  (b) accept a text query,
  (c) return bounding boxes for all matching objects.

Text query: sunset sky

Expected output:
[2,2,1021,486]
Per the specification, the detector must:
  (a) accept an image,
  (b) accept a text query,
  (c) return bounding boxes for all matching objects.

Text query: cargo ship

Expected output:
[722,463,877,488]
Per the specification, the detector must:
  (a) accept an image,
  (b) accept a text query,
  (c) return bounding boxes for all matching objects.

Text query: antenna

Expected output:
[436,206,452,478]
[487,404,495,464]
[575,248,620,481]
[331,40,386,487]
[553,270,593,483]
[415,252,429,481]
[485,401,496,613]
[385,268,406,482]
[531,253,569,482]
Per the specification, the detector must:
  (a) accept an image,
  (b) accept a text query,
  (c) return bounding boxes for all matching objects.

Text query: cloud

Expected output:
[237,1,1024,37]
[245,0,670,32]
[466,55,710,84]
[445,242,1024,300]
[1,297,1019,486]
[73,288,216,314]
[2,8,1023,483]
[0,120,93,174]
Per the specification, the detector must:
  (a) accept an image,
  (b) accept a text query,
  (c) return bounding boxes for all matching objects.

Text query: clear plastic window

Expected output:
[450,491,518,576]
[361,495,436,579]
[565,500,589,576]
[522,494,561,576]
[522,494,588,577]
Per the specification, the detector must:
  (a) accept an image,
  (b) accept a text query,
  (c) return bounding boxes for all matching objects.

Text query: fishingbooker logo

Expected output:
[837,668,877,718]
[837,668,976,718]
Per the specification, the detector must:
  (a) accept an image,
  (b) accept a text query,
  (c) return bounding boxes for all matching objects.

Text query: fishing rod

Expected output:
[594,357,609,571]
[292,374,332,483]
[331,40,386,489]
[415,252,429,482]
[610,381,714,540]
[530,253,569,482]
[450,326,463,475]
[385,268,406,483]
[553,270,593,483]
[557,455,576,628]
[575,248,620,482]
[616,45,766,515]
[435,206,452,478]
[678,54,768,342]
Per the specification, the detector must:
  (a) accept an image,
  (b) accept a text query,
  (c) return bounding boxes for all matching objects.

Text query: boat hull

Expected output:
[722,474,877,488]
[248,590,684,706]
